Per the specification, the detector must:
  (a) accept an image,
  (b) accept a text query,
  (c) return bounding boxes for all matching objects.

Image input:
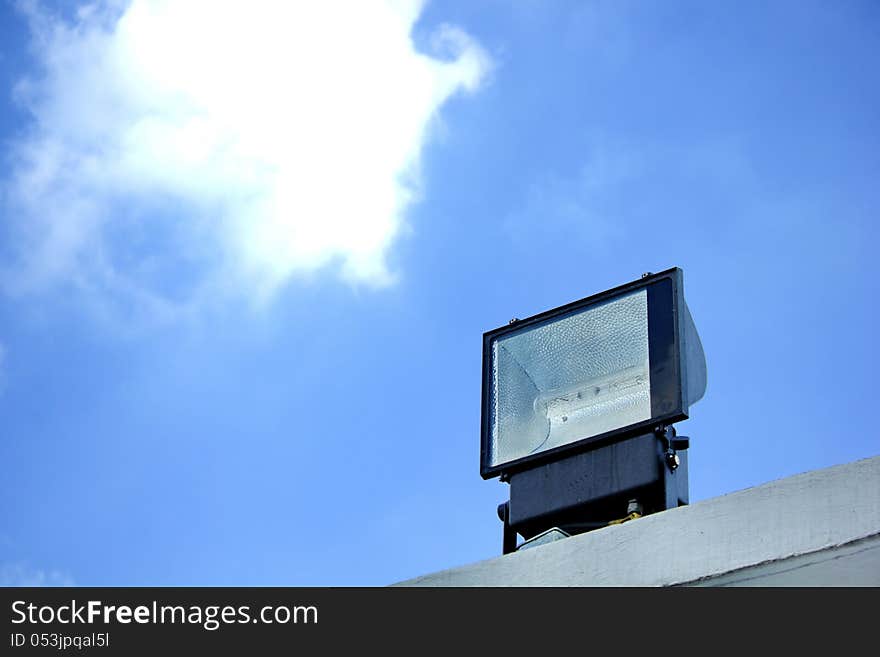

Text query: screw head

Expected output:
[626,499,643,515]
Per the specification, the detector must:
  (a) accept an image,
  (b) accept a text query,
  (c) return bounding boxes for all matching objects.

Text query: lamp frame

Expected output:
[480,267,692,480]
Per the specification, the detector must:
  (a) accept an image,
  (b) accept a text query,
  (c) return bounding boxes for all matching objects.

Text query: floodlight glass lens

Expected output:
[489,289,651,468]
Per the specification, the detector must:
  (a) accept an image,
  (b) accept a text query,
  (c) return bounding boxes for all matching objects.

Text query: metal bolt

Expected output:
[626,499,643,515]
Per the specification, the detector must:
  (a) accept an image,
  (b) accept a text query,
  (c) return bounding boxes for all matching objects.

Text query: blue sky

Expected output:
[0,0,878,586]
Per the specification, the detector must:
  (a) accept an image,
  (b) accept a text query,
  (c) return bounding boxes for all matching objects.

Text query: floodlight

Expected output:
[481,268,706,552]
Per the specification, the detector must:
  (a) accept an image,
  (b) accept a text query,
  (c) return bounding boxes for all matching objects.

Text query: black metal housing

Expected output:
[480,267,691,480]
[506,430,688,541]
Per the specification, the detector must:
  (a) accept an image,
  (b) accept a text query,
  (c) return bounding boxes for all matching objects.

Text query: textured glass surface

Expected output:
[489,289,651,467]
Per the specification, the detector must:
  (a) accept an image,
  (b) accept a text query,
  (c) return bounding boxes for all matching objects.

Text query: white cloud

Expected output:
[0,561,75,586]
[3,0,489,310]
[504,146,639,249]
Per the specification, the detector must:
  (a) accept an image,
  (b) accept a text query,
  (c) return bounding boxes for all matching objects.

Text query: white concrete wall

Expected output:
[396,455,880,586]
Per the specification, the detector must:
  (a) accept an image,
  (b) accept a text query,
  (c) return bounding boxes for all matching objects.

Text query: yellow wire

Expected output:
[607,512,642,526]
